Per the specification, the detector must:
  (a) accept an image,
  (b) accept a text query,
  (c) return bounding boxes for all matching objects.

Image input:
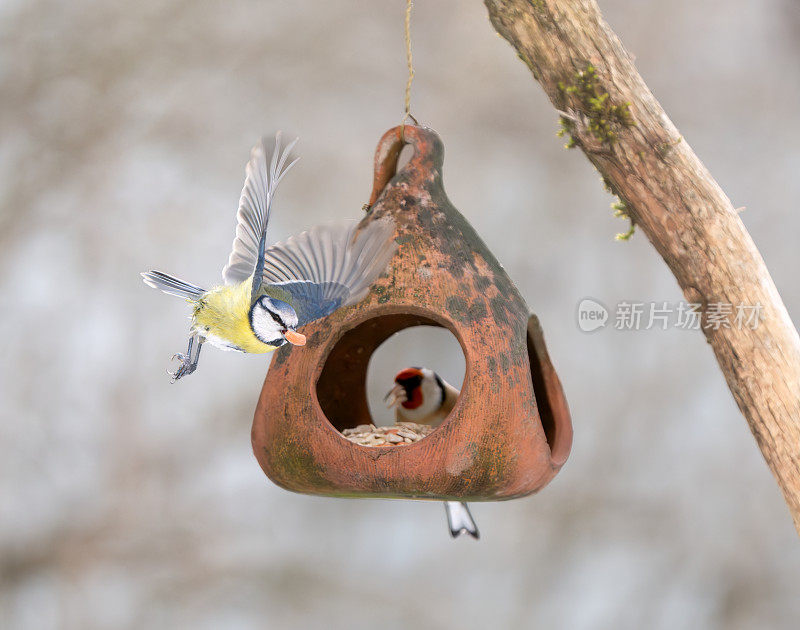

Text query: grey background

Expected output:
[2,1,799,629]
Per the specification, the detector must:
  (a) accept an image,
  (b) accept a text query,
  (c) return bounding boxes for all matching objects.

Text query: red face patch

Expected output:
[401,386,423,409]
[395,367,423,382]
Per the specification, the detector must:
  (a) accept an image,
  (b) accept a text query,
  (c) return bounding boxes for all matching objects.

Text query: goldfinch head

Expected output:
[385,367,445,420]
[249,296,306,347]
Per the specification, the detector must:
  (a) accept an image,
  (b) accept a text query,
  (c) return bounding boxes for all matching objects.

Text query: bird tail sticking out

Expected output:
[141,271,206,300]
[445,502,480,539]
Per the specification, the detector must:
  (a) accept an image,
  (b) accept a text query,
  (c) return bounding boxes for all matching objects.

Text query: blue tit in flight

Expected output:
[142,133,396,381]
[385,367,480,539]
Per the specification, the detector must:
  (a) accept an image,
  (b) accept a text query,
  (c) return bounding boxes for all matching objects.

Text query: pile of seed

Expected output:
[342,422,434,447]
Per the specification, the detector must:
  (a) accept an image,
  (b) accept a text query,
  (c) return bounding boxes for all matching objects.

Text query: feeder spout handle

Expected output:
[367,125,443,207]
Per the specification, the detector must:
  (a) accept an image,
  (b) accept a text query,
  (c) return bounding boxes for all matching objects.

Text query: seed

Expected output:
[342,421,435,447]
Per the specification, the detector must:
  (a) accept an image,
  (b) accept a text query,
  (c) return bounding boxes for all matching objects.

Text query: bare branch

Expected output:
[485,0,800,534]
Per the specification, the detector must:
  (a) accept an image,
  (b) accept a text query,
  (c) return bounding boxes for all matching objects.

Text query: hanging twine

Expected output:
[400,0,418,139]
[364,1,419,213]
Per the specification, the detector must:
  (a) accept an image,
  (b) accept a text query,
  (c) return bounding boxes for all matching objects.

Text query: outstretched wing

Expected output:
[262,218,396,327]
[221,133,299,293]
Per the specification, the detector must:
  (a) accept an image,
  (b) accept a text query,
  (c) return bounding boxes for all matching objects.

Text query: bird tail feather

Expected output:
[141,271,206,300]
[445,502,480,539]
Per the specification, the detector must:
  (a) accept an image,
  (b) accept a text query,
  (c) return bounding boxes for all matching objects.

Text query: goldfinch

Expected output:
[142,133,395,380]
[386,367,480,540]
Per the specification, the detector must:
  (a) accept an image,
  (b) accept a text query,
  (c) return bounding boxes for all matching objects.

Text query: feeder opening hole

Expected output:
[315,312,465,445]
[366,325,464,426]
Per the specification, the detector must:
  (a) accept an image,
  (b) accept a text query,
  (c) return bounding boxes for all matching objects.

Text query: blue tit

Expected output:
[142,133,396,381]
[385,367,480,540]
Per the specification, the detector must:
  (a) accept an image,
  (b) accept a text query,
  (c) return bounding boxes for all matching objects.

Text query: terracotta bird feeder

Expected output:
[252,125,572,501]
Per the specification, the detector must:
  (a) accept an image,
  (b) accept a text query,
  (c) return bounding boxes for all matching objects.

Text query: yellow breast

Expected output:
[192,279,275,354]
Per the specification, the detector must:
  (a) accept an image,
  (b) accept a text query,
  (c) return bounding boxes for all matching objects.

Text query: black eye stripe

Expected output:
[268,309,285,327]
[397,375,422,389]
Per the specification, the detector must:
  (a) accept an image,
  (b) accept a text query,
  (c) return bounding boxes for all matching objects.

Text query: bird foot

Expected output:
[167,352,196,382]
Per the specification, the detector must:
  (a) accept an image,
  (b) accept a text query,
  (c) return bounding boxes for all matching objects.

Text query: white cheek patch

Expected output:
[399,377,442,421]
[420,375,441,409]
[250,306,286,346]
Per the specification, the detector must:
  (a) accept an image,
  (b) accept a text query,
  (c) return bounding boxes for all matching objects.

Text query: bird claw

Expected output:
[167,352,196,382]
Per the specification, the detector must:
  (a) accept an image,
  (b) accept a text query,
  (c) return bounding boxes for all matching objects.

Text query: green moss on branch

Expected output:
[557,64,634,147]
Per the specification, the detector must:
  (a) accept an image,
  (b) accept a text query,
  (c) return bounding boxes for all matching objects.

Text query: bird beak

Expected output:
[283,329,306,346]
[384,383,407,408]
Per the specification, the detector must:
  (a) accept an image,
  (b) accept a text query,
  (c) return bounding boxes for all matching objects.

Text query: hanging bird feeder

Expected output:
[252,125,572,501]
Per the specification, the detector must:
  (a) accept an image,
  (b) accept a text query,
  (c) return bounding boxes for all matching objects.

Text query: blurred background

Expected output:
[2,0,800,628]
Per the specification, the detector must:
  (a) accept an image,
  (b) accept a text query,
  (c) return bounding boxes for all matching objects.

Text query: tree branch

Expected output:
[484,0,800,534]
